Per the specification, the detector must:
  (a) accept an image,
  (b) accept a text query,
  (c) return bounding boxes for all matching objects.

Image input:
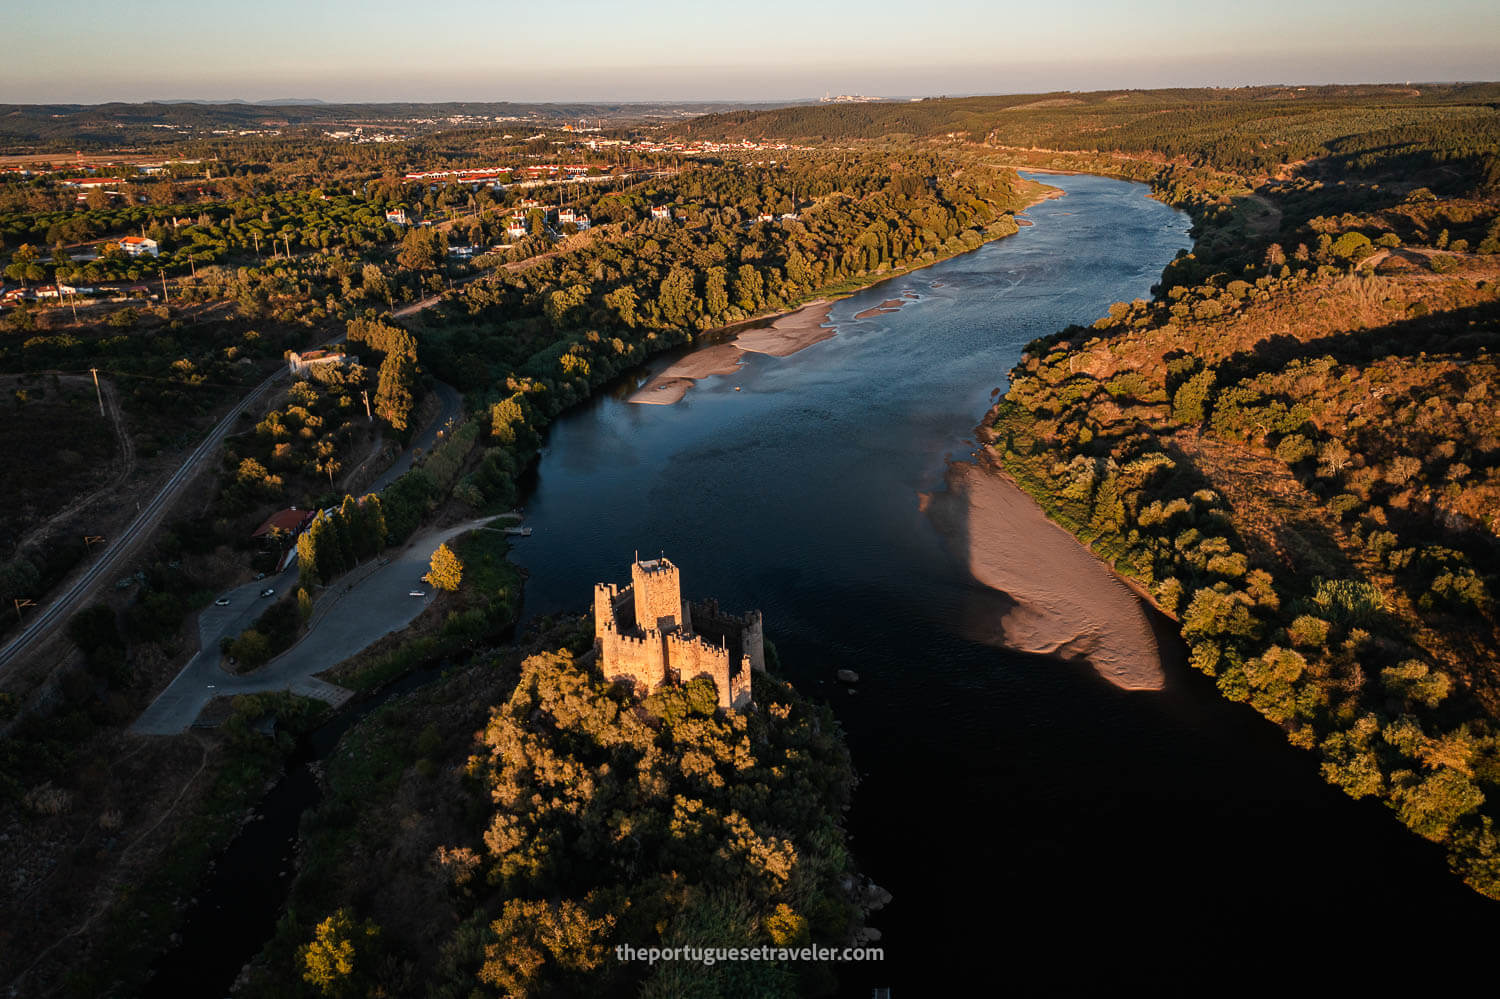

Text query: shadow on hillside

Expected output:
[1219,299,1500,384]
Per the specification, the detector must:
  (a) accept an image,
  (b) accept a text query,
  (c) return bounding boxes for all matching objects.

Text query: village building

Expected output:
[286,348,355,377]
[59,177,123,189]
[385,208,409,225]
[593,555,760,711]
[119,236,159,257]
[252,507,316,572]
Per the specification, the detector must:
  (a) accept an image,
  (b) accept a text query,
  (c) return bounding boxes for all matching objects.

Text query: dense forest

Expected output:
[234,648,865,997]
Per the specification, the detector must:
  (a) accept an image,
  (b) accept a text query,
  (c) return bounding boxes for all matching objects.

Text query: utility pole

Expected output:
[159,269,169,303]
[90,367,104,416]
[83,534,105,552]
[361,389,372,423]
[13,598,34,624]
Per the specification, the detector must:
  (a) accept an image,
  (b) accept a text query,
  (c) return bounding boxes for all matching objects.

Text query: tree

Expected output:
[1317,440,1352,477]
[229,629,271,668]
[397,227,446,272]
[373,351,416,432]
[1172,369,1216,424]
[426,542,463,592]
[359,263,392,306]
[4,244,44,287]
[301,909,380,997]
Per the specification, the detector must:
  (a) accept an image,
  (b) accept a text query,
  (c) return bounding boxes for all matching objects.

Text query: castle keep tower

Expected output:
[593,555,760,711]
[631,557,688,633]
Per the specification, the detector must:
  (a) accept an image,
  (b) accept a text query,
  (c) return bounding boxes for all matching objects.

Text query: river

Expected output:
[509,172,1497,990]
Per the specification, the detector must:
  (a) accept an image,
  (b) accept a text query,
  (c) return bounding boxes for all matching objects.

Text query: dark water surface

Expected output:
[506,172,1495,990]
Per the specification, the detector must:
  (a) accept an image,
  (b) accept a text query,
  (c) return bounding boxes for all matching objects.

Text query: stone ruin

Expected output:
[593,555,761,711]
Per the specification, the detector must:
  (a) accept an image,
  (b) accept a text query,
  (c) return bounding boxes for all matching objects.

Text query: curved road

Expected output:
[131,517,497,734]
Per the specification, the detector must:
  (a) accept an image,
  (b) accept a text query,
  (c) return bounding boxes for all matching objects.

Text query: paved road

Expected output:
[369,381,463,493]
[0,317,458,679]
[0,365,290,676]
[131,517,497,735]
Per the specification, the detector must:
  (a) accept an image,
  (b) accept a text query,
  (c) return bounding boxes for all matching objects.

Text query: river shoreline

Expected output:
[627,177,1060,404]
[923,451,1167,691]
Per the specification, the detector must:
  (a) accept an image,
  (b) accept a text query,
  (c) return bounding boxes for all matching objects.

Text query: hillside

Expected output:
[970,100,1500,895]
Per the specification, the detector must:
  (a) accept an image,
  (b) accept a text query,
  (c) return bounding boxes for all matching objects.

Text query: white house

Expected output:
[650,206,671,221]
[287,349,355,377]
[385,208,409,225]
[119,236,159,257]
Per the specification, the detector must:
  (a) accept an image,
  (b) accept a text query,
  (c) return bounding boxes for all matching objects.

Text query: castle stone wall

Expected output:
[691,599,765,674]
[593,556,756,711]
[599,624,665,697]
[665,632,734,709]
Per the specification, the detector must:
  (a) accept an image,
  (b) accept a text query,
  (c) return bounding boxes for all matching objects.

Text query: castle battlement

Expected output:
[593,555,758,711]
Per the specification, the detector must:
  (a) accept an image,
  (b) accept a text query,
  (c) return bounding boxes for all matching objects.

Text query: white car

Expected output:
[260,588,275,598]
[408,590,426,598]
[214,597,231,606]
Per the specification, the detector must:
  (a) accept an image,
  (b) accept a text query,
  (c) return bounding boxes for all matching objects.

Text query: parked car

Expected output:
[260,588,275,598]
[214,597,230,606]
[408,591,425,598]
[254,572,266,580]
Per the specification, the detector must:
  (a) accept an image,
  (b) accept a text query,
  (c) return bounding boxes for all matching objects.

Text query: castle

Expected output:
[593,555,762,711]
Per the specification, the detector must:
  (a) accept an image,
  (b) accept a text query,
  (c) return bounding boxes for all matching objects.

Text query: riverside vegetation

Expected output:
[691,86,1500,896]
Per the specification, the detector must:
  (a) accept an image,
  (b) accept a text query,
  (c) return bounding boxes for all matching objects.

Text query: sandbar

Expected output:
[657,342,746,380]
[627,377,695,405]
[855,298,907,320]
[924,459,1165,690]
[733,300,835,357]
[629,344,746,404]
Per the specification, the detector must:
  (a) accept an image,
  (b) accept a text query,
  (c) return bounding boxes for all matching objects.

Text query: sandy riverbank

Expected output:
[628,300,834,404]
[923,457,1165,691]
[733,299,835,356]
[628,343,747,404]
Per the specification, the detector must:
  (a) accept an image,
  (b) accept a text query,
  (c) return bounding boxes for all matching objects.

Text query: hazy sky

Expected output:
[3,0,1496,103]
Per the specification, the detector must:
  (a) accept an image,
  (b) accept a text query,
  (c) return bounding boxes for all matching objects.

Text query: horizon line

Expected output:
[7,79,1498,109]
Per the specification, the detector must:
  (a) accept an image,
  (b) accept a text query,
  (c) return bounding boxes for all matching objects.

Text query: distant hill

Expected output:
[669,83,1500,176]
[0,99,795,151]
